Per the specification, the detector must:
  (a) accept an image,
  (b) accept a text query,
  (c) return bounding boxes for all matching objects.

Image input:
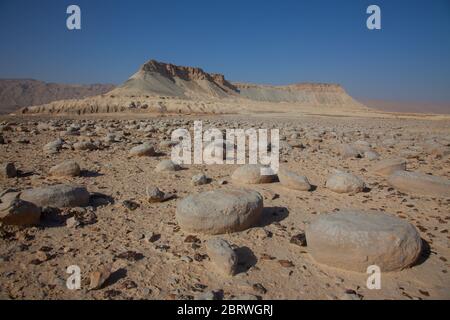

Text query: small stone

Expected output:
[1,163,17,179]
[122,200,139,211]
[146,186,174,203]
[290,233,307,247]
[66,216,80,228]
[194,290,218,300]
[206,238,238,277]
[35,250,50,262]
[89,265,112,290]
[340,291,363,300]
[278,260,294,268]
[252,283,267,295]
[180,256,193,263]
[144,232,160,243]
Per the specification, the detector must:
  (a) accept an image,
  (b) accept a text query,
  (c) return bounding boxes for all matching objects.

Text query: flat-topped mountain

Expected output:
[110,59,364,107]
[0,79,115,114]
[234,82,363,106]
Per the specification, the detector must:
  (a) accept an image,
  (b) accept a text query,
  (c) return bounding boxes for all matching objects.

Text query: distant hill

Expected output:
[0,79,115,114]
[360,99,450,114]
[235,82,364,107]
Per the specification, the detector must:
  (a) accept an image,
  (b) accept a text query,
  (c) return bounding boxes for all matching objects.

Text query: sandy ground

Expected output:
[0,110,449,300]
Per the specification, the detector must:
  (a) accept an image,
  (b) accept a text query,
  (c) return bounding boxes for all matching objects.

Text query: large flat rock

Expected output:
[20,184,90,208]
[306,210,422,272]
[371,158,407,177]
[388,171,450,198]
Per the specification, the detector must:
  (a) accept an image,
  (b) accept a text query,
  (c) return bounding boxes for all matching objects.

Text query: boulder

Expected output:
[326,171,366,193]
[0,196,41,226]
[43,139,64,154]
[388,171,450,198]
[192,174,209,186]
[205,238,238,276]
[306,210,422,272]
[371,158,406,177]
[129,143,156,157]
[338,144,360,159]
[146,186,174,203]
[73,141,97,151]
[155,160,181,172]
[278,168,311,191]
[176,189,263,234]
[364,150,380,160]
[20,184,90,208]
[231,164,276,184]
[353,140,372,153]
[49,160,81,177]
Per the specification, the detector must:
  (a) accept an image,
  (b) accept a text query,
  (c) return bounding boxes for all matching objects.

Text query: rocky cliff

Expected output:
[110,60,238,99]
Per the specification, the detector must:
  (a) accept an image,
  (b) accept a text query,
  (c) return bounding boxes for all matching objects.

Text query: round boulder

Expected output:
[155,160,181,172]
[326,171,366,193]
[176,189,263,235]
[231,164,276,184]
[20,184,90,208]
[306,210,422,272]
[278,168,311,191]
[49,160,81,177]
[129,143,156,157]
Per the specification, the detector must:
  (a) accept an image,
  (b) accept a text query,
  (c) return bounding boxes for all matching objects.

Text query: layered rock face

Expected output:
[235,82,365,107]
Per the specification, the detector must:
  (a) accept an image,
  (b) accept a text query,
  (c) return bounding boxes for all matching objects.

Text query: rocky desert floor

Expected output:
[0,111,449,300]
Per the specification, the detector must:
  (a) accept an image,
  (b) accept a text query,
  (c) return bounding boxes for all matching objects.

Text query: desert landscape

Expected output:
[0,59,449,301]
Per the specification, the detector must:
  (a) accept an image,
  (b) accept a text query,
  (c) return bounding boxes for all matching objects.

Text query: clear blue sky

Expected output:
[0,0,449,102]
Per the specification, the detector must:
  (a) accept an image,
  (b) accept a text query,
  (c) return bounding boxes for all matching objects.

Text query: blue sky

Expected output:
[0,0,449,102]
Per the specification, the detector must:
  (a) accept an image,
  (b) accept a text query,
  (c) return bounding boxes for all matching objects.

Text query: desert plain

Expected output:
[0,60,449,300]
